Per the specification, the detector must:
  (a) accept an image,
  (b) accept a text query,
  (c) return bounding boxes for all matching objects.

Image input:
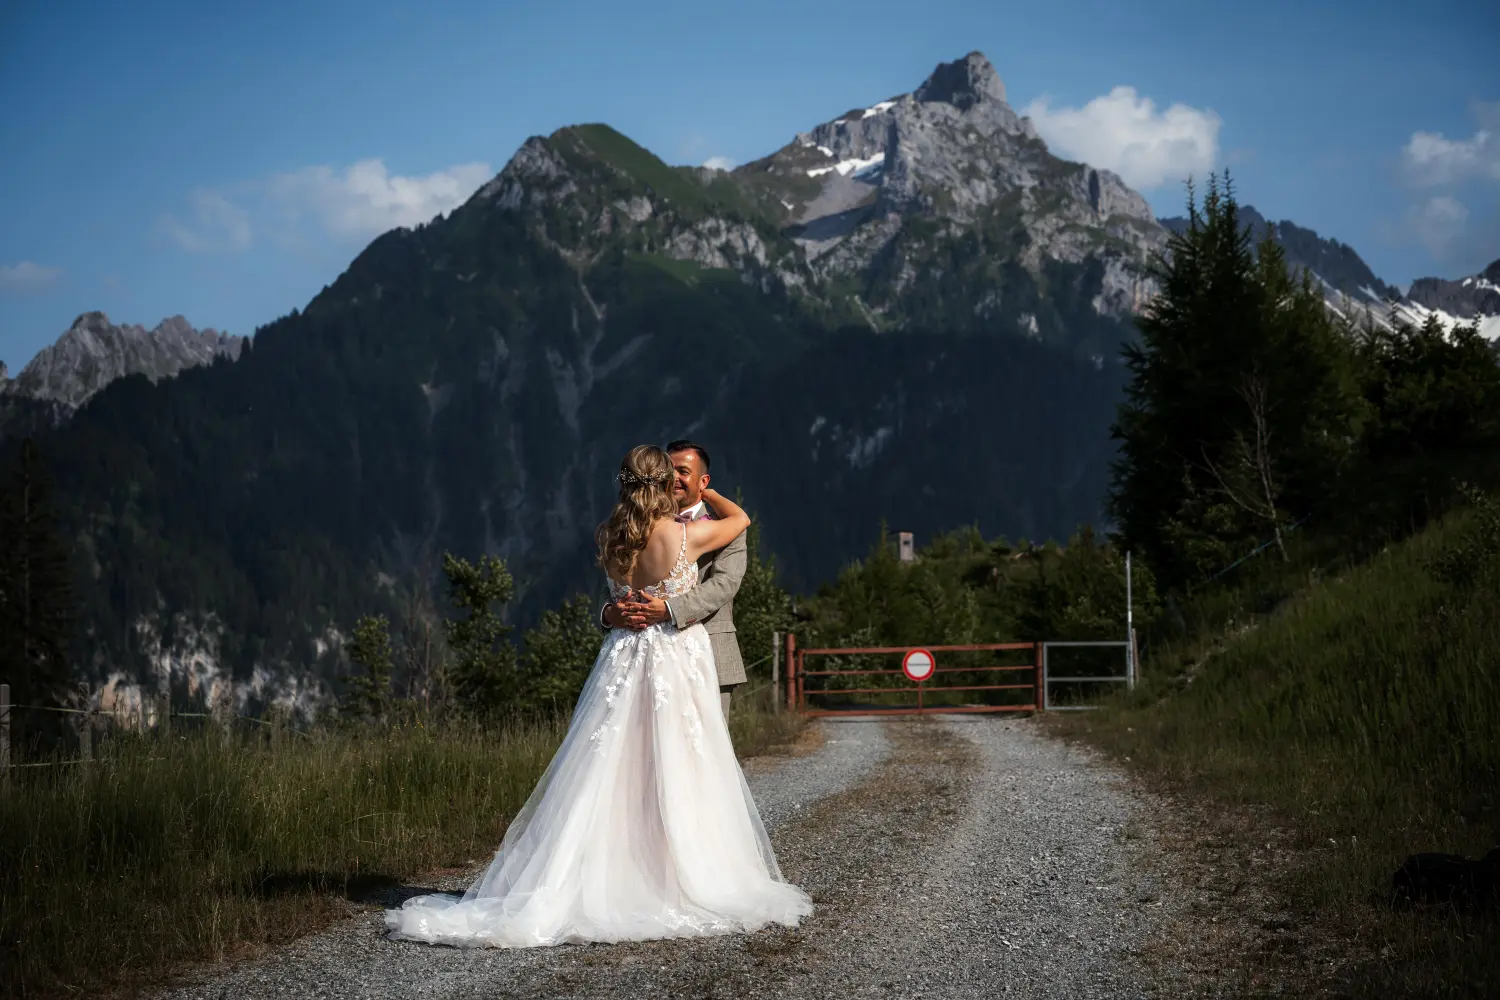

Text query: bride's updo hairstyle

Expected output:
[596,444,678,579]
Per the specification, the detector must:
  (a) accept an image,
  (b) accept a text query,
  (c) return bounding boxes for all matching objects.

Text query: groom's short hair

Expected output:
[666,439,710,471]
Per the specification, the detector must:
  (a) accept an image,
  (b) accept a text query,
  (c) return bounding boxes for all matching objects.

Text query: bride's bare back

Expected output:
[623,519,692,591]
[617,490,751,593]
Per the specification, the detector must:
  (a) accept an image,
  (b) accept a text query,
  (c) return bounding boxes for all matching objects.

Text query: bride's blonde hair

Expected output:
[596,445,678,579]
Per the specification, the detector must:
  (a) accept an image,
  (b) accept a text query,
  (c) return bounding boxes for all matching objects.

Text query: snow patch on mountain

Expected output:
[807,151,886,179]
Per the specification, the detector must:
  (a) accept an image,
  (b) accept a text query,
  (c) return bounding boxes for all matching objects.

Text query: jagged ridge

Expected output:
[3,312,244,414]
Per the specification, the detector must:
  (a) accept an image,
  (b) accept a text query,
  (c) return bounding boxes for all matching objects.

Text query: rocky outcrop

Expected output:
[480,136,577,210]
[735,51,1165,323]
[1407,259,1500,320]
[4,312,244,416]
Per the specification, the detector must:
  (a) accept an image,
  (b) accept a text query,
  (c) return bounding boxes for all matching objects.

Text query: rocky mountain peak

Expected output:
[2,312,246,415]
[913,51,1008,110]
[479,135,576,210]
[724,51,1161,326]
[72,310,112,332]
[422,51,1164,349]
[1405,258,1500,338]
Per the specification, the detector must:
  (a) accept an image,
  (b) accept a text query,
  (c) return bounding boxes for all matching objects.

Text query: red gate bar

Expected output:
[803,705,1037,717]
[796,642,1038,655]
[789,639,1044,717]
[797,664,1036,677]
[801,683,1035,696]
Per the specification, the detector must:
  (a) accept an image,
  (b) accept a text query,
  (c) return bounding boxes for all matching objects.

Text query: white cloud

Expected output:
[1400,102,1500,187]
[702,156,735,172]
[1022,86,1222,190]
[1407,195,1470,257]
[160,189,253,253]
[0,260,62,290]
[160,158,492,252]
[264,158,492,239]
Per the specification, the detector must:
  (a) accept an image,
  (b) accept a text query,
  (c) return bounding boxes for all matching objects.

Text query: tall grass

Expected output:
[1,695,803,999]
[727,679,805,752]
[1069,507,1500,995]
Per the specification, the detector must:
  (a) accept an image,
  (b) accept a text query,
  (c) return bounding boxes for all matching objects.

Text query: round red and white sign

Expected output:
[902,648,935,683]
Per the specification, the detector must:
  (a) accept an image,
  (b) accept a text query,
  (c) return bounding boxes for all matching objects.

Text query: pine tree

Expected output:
[0,438,75,719]
[341,614,394,722]
[517,594,603,712]
[1350,312,1500,532]
[440,552,516,716]
[1110,174,1256,583]
[1109,172,1362,586]
[729,504,795,677]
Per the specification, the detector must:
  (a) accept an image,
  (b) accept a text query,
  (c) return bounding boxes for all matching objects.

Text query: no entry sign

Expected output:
[902,648,935,683]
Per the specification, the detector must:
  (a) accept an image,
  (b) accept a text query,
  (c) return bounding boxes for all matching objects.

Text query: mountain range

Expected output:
[1157,207,1500,343]
[0,313,244,437]
[5,51,1496,715]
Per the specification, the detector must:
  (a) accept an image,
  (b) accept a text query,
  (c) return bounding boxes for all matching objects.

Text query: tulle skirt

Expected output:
[384,622,813,948]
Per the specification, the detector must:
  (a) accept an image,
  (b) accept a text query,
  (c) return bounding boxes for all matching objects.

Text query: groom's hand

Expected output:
[620,595,670,628]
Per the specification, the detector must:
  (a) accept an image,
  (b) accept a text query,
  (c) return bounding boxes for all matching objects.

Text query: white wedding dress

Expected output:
[384,524,813,948]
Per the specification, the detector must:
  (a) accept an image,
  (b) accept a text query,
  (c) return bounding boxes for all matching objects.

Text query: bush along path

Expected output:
[149,715,1282,1000]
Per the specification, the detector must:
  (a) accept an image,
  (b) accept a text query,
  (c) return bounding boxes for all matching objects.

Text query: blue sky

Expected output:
[1,0,1497,368]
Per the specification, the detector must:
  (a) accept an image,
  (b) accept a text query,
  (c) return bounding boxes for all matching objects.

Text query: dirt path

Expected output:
[157,716,1230,1000]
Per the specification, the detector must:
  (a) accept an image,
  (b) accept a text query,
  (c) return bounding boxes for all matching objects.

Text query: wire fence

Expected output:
[0,683,312,780]
[1204,514,1313,584]
[0,646,786,779]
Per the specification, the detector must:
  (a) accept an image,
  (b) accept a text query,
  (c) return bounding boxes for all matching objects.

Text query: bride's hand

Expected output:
[700,488,734,513]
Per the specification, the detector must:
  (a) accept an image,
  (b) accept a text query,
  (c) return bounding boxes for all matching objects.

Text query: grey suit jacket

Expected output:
[596,515,749,688]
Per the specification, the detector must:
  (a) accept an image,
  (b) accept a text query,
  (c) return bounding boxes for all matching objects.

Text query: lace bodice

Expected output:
[607,523,699,603]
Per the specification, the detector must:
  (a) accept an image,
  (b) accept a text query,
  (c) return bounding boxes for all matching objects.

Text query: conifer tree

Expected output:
[341,613,394,722]
[0,438,75,718]
[441,552,517,716]
[518,594,602,711]
[1109,172,1362,585]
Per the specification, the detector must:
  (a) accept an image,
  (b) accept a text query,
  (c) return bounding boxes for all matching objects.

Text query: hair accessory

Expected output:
[618,468,671,487]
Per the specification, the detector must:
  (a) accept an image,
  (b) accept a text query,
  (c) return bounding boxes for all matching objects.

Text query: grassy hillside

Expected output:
[1068,496,1500,996]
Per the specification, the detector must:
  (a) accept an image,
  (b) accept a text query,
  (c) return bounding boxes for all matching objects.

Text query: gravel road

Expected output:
[156,716,1214,1000]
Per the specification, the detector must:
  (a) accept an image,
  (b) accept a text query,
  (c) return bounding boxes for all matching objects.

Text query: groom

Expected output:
[600,440,747,716]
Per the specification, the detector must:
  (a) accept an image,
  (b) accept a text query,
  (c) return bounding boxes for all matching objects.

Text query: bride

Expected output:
[385,445,814,948]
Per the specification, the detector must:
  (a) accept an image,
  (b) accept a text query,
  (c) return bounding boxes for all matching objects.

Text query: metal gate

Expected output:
[1040,640,1134,711]
[781,635,1136,717]
[784,636,1042,717]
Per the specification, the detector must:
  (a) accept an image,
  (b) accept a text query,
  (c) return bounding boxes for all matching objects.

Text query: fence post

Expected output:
[1034,642,1045,713]
[771,631,782,714]
[785,633,798,713]
[1,684,10,783]
[80,710,93,761]
[1130,628,1140,689]
[158,692,171,738]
